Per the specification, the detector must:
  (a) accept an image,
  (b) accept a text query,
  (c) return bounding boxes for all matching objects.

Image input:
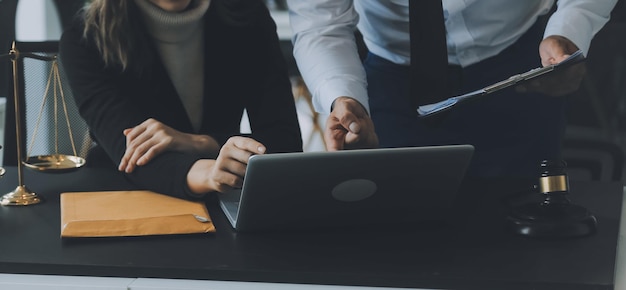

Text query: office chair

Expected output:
[561,136,625,182]
[561,19,626,182]
[3,41,92,167]
[291,76,326,151]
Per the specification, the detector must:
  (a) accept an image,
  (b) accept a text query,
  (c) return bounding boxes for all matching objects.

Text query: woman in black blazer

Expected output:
[59,0,302,199]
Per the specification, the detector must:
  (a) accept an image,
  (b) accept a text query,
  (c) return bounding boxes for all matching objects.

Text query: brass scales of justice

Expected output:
[0,42,85,206]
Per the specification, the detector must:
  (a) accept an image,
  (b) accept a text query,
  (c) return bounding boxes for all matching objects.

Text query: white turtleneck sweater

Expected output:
[134,0,211,132]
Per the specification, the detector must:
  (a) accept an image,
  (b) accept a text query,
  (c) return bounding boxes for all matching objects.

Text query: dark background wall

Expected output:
[0,0,84,98]
[0,0,18,99]
[566,0,626,133]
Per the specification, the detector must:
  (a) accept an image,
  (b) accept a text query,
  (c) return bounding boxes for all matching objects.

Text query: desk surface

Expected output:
[0,167,622,290]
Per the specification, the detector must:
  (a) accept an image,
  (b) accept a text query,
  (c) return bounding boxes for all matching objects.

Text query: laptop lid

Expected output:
[218,145,474,232]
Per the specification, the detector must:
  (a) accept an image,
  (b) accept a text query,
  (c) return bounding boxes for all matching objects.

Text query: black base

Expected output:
[506,202,597,238]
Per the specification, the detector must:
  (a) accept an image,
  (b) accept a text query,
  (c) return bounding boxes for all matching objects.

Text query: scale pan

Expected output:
[23,154,85,173]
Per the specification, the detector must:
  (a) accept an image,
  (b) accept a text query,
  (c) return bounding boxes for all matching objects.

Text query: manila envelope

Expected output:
[60,190,215,237]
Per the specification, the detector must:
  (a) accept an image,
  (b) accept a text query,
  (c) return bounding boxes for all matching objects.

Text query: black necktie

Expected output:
[409,0,448,109]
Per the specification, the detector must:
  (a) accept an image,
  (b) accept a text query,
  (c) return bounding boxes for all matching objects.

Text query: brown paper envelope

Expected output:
[60,190,215,237]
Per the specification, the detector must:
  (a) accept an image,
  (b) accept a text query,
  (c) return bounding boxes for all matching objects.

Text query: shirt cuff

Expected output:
[545,20,590,56]
[312,77,370,114]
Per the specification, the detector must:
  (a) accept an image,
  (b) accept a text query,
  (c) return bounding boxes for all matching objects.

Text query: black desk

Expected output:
[0,167,622,290]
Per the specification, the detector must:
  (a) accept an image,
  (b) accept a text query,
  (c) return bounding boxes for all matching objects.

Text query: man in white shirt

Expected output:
[288,0,617,177]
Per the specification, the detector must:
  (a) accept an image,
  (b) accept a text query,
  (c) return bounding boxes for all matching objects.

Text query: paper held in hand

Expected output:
[417,50,585,118]
[60,190,215,237]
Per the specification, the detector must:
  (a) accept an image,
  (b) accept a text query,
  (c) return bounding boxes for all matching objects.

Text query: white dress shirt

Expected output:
[288,0,617,114]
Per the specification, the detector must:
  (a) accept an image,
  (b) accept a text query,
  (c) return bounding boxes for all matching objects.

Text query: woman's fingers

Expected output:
[125,137,167,172]
[208,136,266,190]
[119,119,174,173]
[210,161,247,190]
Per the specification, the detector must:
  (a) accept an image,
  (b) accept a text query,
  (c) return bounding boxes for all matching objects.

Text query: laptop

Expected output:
[218,144,474,232]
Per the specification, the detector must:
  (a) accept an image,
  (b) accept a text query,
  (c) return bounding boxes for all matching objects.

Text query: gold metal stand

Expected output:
[1,185,40,206]
[0,42,41,206]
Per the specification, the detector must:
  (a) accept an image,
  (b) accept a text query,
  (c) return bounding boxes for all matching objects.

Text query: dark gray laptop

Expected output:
[218,145,474,232]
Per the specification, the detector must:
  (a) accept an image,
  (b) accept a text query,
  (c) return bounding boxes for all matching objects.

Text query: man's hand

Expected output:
[539,35,580,66]
[119,118,220,173]
[516,35,586,96]
[324,96,378,151]
[187,136,266,194]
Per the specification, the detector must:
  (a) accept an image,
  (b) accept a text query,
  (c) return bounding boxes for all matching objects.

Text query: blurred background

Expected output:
[0,0,624,180]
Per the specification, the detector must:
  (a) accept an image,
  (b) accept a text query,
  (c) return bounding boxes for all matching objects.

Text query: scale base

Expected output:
[0,185,42,206]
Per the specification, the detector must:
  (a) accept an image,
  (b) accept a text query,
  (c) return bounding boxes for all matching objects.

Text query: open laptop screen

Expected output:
[219,145,474,232]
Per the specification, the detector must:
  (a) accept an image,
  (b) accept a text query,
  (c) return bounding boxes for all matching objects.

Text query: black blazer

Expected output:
[59,1,302,199]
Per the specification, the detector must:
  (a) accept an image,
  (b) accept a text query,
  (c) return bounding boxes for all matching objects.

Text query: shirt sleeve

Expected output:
[544,0,618,56]
[287,0,370,114]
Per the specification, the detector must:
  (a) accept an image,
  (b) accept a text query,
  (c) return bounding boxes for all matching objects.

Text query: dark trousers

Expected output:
[364,20,566,178]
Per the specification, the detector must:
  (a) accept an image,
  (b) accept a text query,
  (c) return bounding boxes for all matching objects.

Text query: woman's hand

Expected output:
[119,118,220,173]
[186,136,266,194]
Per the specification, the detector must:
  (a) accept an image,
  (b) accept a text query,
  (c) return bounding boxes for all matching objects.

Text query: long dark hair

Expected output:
[82,0,141,70]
